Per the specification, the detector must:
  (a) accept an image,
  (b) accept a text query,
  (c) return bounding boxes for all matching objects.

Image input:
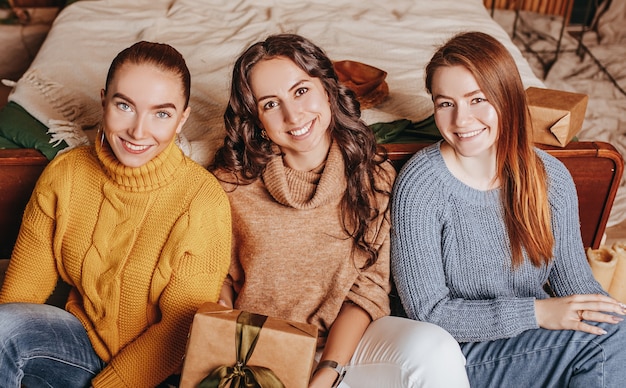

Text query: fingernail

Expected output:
[620,303,626,310]
[599,329,608,335]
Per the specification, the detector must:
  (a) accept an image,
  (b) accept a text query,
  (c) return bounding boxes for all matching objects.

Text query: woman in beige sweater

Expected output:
[212,33,468,388]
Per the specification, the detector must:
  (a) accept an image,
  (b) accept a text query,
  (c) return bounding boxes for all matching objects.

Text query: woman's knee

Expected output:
[356,316,466,368]
[0,303,45,335]
[350,316,468,387]
[394,318,464,364]
[0,303,78,348]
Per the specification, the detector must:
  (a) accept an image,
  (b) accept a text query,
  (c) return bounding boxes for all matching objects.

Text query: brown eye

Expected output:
[262,100,278,110]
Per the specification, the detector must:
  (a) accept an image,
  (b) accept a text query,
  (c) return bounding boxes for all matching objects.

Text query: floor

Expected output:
[0,8,57,106]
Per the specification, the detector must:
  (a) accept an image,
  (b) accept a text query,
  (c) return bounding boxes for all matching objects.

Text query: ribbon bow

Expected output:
[197,311,286,388]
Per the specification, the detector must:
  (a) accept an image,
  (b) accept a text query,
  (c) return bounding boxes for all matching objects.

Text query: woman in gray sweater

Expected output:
[391,31,626,387]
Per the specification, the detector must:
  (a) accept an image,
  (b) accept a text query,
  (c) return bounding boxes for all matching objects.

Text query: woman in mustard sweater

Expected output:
[0,41,231,387]
[212,33,468,388]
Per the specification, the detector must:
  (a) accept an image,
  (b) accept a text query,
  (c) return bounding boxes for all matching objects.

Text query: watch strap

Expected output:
[315,360,346,387]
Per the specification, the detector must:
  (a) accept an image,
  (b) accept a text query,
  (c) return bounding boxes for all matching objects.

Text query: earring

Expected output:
[98,126,105,147]
[260,129,269,140]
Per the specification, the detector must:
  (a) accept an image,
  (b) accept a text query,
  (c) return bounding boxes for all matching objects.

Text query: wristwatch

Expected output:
[315,360,346,388]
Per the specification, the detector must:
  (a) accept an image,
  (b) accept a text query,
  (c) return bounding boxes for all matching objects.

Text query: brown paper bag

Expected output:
[608,243,626,303]
[586,246,618,292]
[526,87,588,147]
[180,302,318,388]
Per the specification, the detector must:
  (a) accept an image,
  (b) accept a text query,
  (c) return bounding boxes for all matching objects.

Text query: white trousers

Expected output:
[318,316,469,388]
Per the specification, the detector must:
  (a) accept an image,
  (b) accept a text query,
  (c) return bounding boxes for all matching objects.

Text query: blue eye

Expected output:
[156,111,172,119]
[116,102,131,111]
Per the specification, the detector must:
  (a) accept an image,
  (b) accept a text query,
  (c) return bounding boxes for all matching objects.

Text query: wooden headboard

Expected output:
[0,141,623,258]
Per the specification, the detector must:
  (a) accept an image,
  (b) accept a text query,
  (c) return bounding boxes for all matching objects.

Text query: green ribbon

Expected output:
[197,311,286,388]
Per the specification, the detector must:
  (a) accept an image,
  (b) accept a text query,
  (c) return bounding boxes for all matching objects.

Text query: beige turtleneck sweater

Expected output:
[218,142,395,342]
[0,139,232,387]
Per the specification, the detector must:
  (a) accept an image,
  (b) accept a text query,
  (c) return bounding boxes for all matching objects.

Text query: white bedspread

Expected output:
[7,0,543,167]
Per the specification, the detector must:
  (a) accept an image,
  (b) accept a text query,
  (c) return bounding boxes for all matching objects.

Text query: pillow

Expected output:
[0,134,20,149]
[0,101,67,159]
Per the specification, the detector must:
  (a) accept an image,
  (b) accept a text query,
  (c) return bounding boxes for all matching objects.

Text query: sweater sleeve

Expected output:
[540,152,606,297]
[390,148,538,343]
[347,162,395,320]
[91,181,232,388]
[347,223,392,320]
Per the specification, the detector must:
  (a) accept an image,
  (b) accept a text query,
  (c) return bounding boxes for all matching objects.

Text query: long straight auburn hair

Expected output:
[425,31,554,268]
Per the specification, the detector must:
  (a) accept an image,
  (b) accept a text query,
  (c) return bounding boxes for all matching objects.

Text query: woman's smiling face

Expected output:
[101,62,190,168]
[250,56,332,171]
[431,64,499,159]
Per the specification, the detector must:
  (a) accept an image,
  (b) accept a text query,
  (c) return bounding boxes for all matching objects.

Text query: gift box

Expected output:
[180,302,318,388]
[526,87,588,147]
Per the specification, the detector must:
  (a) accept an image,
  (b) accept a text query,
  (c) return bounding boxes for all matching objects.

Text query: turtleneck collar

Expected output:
[95,137,185,192]
[262,141,347,209]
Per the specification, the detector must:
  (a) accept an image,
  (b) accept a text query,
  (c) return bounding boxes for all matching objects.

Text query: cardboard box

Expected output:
[526,87,588,147]
[180,302,318,388]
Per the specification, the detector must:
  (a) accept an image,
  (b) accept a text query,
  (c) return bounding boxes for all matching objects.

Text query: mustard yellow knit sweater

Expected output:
[0,139,231,387]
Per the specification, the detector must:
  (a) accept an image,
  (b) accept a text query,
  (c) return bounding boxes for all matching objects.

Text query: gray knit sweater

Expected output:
[390,141,605,343]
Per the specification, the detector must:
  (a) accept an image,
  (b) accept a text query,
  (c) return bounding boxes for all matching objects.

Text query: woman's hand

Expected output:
[535,294,626,335]
[217,283,234,308]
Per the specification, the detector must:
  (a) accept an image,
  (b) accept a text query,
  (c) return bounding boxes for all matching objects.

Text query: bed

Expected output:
[0,0,623,257]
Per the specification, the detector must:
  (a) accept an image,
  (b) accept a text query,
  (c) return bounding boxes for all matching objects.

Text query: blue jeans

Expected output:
[0,303,105,388]
[462,318,626,387]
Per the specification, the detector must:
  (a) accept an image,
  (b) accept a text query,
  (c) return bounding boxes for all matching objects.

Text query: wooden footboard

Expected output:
[0,141,623,258]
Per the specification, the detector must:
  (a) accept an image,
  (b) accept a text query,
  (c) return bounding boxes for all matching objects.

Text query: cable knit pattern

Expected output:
[390,141,605,343]
[0,140,232,388]
[217,142,395,343]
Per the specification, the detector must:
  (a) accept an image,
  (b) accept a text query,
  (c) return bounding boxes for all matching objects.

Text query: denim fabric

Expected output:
[0,303,105,388]
[462,318,626,387]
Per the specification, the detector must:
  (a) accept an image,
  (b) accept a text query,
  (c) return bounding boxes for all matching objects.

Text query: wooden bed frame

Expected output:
[0,141,623,258]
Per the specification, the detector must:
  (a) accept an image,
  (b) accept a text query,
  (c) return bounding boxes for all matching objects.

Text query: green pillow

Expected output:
[0,101,68,159]
[0,134,20,149]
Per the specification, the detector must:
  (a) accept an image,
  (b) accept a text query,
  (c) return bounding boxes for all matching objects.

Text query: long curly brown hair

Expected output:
[212,33,392,269]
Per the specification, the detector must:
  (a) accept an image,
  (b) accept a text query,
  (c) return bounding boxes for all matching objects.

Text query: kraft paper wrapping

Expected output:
[587,243,626,303]
[526,87,588,147]
[180,302,318,388]
[586,247,618,292]
[609,243,626,303]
